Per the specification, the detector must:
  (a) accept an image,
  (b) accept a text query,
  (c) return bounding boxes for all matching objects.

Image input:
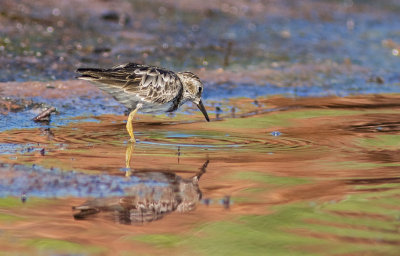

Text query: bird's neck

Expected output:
[177,73,194,103]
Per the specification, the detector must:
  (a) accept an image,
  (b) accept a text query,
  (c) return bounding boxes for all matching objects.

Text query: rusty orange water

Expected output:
[1,80,400,255]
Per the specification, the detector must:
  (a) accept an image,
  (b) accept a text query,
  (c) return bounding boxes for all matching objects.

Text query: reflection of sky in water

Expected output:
[0,164,167,198]
[0,95,123,132]
[138,140,241,149]
[165,131,196,138]
[0,143,43,155]
[203,80,400,100]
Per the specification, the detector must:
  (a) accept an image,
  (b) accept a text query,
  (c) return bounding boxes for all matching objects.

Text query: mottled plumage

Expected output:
[73,160,209,225]
[76,63,208,115]
[76,63,209,141]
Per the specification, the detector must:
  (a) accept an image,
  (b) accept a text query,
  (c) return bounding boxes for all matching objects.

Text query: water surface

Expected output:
[1,0,400,255]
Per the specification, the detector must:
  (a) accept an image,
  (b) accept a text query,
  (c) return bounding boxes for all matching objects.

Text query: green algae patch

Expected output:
[181,201,400,256]
[24,238,105,255]
[0,197,26,208]
[0,197,53,209]
[357,135,400,150]
[323,160,400,171]
[183,207,337,256]
[207,109,361,130]
[128,234,184,248]
[231,171,310,186]
[0,213,25,222]
[324,191,400,218]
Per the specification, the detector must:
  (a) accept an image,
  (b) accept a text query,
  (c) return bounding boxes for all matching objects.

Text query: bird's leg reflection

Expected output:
[177,146,181,164]
[125,142,135,177]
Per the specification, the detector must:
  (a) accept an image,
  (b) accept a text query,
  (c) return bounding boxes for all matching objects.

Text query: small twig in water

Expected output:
[223,41,233,67]
[33,107,56,122]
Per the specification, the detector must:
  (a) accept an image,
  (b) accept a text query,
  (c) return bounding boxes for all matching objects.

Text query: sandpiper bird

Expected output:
[76,63,210,142]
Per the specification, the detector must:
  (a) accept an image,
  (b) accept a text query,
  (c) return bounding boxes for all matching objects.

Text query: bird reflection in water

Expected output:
[73,142,209,225]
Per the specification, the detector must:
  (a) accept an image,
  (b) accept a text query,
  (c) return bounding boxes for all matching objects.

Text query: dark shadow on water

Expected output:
[348,121,400,133]
[345,177,400,186]
[73,159,209,225]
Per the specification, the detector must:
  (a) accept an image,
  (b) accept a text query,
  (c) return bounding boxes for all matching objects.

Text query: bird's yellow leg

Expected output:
[125,142,135,177]
[126,106,140,142]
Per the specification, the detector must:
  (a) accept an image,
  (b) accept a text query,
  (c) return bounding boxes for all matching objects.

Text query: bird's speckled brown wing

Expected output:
[76,63,183,109]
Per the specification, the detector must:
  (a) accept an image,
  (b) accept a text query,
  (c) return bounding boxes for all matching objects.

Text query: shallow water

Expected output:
[1,87,400,255]
[1,0,400,255]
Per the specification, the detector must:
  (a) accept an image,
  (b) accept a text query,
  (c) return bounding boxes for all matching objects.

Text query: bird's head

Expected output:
[177,72,210,122]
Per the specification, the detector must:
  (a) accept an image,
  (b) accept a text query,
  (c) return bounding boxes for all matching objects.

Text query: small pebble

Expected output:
[221,196,231,209]
[202,198,211,206]
[21,194,27,203]
[271,131,281,136]
[120,167,131,172]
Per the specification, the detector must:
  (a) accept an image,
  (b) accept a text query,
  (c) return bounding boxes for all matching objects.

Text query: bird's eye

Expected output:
[198,87,202,94]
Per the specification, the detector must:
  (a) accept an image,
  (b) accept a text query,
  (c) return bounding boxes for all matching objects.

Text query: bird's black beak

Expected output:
[196,100,210,122]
